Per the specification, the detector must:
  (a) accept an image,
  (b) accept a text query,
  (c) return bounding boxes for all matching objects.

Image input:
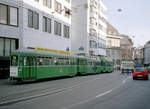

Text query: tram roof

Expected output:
[11,49,86,59]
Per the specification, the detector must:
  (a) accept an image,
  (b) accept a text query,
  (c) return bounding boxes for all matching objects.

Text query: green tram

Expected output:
[101,57,114,73]
[9,49,114,82]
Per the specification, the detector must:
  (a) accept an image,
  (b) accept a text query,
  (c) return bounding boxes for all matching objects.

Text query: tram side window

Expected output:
[58,58,63,65]
[11,56,18,66]
[74,59,77,65]
[43,57,52,65]
[64,59,70,65]
[88,61,92,66]
[57,58,70,65]
[37,57,52,66]
[101,61,105,66]
[97,62,101,66]
[80,60,86,65]
[37,57,43,66]
[54,58,58,65]
[25,57,36,66]
[71,59,76,65]
[24,57,27,66]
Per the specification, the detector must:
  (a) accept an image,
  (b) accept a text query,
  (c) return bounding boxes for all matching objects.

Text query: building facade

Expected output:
[133,46,144,64]
[106,22,122,68]
[0,0,71,78]
[120,35,133,61]
[143,41,150,66]
[71,0,107,56]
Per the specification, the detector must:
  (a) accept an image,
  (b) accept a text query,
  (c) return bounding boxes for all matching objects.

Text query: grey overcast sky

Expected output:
[103,0,150,47]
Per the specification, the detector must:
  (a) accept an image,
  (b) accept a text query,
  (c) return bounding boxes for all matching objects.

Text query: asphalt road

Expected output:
[0,71,150,109]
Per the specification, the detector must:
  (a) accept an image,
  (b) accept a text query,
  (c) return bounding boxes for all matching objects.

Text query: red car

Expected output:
[133,68,149,80]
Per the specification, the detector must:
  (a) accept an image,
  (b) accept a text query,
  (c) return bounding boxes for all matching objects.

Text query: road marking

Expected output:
[122,76,132,84]
[63,75,132,109]
[62,90,113,109]
[122,80,126,84]
[96,90,112,98]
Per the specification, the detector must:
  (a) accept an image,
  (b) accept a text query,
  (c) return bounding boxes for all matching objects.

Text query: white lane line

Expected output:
[62,90,113,109]
[62,75,133,109]
[122,80,126,84]
[122,76,132,84]
[96,90,112,98]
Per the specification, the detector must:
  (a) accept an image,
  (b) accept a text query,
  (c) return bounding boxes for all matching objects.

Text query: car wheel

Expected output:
[145,77,149,80]
[133,77,136,80]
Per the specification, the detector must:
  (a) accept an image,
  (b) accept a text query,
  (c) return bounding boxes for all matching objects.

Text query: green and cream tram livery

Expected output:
[101,57,114,73]
[121,61,134,74]
[9,49,114,82]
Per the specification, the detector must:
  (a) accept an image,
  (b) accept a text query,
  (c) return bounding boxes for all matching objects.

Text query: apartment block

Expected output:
[143,41,150,65]
[71,0,107,56]
[120,35,134,61]
[106,22,122,67]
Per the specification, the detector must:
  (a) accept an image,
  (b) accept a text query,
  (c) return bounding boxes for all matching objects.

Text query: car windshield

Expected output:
[135,68,145,72]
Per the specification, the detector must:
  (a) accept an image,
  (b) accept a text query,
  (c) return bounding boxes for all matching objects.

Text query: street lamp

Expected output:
[117,9,122,12]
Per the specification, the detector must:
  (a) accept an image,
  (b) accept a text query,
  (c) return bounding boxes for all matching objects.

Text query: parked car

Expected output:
[133,67,149,80]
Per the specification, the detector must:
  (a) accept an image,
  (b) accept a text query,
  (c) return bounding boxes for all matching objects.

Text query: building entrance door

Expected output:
[0,57,10,79]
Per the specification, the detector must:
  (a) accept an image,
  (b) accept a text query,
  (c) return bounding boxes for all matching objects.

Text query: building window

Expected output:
[28,10,33,28]
[43,17,46,32]
[33,12,39,29]
[89,40,97,48]
[89,28,97,37]
[0,38,4,56]
[0,4,7,24]
[55,0,62,14]
[28,10,39,29]
[64,7,70,18]
[0,4,18,26]
[64,25,69,38]
[98,24,102,30]
[54,21,61,36]
[5,39,10,56]
[0,38,18,57]
[35,0,39,2]
[43,16,51,33]
[43,0,51,9]
[9,7,18,26]
[108,40,112,47]
[65,0,70,3]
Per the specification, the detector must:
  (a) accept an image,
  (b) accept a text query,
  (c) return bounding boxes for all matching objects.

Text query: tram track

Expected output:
[0,71,125,106]
[0,75,104,106]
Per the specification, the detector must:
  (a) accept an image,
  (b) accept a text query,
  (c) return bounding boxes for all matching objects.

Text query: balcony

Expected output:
[90,12,97,19]
[90,0,98,8]
[89,23,97,30]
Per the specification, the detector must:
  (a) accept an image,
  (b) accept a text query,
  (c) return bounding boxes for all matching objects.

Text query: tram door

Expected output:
[0,60,9,79]
[23,57,36,80]
[70,58,74,76]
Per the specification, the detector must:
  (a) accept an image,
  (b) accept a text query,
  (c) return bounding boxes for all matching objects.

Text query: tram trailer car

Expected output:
[9,50,114,82]
[101,57,114,73]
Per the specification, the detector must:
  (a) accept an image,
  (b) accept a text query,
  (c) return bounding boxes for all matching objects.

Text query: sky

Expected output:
[102,0,150,47]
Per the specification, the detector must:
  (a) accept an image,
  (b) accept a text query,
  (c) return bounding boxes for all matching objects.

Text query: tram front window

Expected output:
[11,55,18,66]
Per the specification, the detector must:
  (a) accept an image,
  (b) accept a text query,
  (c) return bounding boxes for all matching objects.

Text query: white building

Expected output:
[133,46,143,64]
[144,41,150,65]
[106,22,122,67]
[0,0,71,78]
[71,0,107,56]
